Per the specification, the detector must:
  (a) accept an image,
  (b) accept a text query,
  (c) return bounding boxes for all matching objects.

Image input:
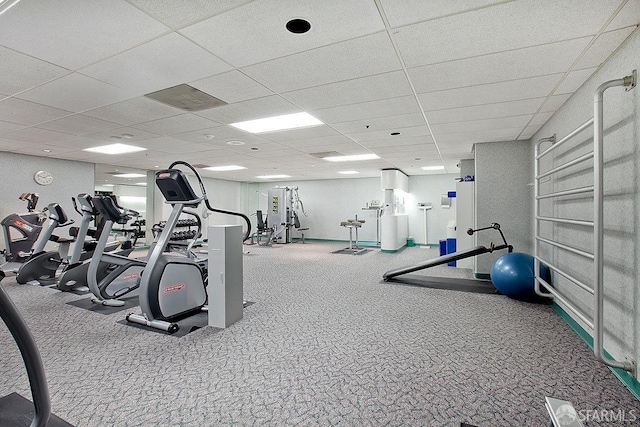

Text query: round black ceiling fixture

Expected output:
[390,132,401,136]
[286,18,311,34]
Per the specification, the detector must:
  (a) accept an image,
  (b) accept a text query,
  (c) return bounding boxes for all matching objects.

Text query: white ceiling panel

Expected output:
[277,135,355,149]
[0,0,169,70]
[436,128,521,144]
[37,115,121,136]
[82,97,184,126]
[347,125,430,142]
[0,47,69,96]
[371,144,439,155]
[431,115,533,135]
[259,125,342,143]
[394,0,620,68]
[331,113,425,135]
[194,95,300,124]
[0,121,25,134]
[128,0,254,30]
[80,33,232,95]
[606,0,640,30]
[518,125,542,140]
[190,71,274,104]
[359,135,434,149]
[180,0,384,68]
[312,96,420,124]
[378,0,510,28]
[539,94,572,112]
[425,98,546,124]
[555,68,598,95]
[0,137,24,151]
[241,32,401,93]
[84,127,160,142]
[0,98,72,126]
[529,112,554,127]
[574,27,637,70]
[4,127,75,144]
[132,114,221,136]
[282,71,412,111]
[418,74,564,111]
[172,125,268,145]
[16,73,133,113]
[409,37,591,94]
[135,138,220,154]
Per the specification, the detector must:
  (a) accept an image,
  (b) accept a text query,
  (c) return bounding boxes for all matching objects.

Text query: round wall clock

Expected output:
[34,170,54,186]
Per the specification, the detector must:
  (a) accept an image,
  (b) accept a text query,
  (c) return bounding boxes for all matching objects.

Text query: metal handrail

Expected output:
[533,70,636,374]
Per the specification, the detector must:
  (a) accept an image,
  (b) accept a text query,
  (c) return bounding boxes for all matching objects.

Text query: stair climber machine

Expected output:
[126,161,251,333]
[56,194,135,292]
[15,203,76,285]
[0,192,46,273]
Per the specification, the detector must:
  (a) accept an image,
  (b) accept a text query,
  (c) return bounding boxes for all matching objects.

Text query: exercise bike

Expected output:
[16,203,76,285]
[127,161,251,333]
[56,194,134,292]
[0,192,46,272]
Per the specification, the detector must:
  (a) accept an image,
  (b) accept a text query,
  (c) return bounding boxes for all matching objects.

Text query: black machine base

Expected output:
[0,393,74,427]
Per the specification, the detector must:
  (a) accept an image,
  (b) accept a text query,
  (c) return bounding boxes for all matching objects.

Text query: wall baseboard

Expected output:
[552,302,640,401]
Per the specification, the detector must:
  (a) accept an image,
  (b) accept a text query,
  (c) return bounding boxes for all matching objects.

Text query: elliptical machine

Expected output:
[127,161,251,333]
[0,193,46,272]
[56,194,134,292]
[16,203,75,285]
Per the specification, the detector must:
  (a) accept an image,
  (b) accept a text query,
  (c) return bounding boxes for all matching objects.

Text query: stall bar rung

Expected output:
[535,255,594,295]
[536,216,594,227]
[537,118,594,160]
[536,235,595,259]
[536,185,594,200]
[536,152,594,180]
[536,276,594,329]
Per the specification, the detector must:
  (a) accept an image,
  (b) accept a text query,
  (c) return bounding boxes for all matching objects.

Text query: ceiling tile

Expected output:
[0,98,73,126]
[194,95,300,124]
[85,126,160,142]
[241,32,401,93]
[172,125,265,144]
[190,71,274,104]
[283,71,413,111]
[394,0,620,67]
[425,98,545,124]
[180,0,385,67]
[16,73,133,113]
[359,135,434,149]
[436,128,521,144]
[379,0,508,28]
[0,0,169,69]
[133,114,221,136]
[331,113,425,135]
[574,27,637,69]
[128,0,253,29]
[4,127,75,144]
[347,125,430,142]
[0,120,25,134]
[555,68,598,94]
[259,125,341,143]
[0,46,70,96]
[529,112,554,127]
[418,74,564,111]
[540,94,572,112]
[606,0,640,30]
[37,115,121,136]
[82,97,184,126]
[312,96,420,124]
[431,115,532,135]
[80,33,232,95]
[409,37,591,94]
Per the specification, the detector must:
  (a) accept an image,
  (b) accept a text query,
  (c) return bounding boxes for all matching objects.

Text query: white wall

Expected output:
[530,29,640,378]
[0,152,94,252]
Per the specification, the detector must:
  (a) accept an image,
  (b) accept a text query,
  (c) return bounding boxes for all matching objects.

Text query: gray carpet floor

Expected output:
[0,242,638,426]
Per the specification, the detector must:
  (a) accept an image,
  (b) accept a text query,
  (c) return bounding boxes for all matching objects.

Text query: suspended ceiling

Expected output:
[0,0,638,184]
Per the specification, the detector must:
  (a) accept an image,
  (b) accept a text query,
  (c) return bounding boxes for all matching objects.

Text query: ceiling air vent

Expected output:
[145,84,227,111]
[309,151,342,159]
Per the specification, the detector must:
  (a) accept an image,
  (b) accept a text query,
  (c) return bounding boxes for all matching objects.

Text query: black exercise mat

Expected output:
[0,392,74,427]
[384,273,498,294]
[66,294,138,314]
[120,301,255,337]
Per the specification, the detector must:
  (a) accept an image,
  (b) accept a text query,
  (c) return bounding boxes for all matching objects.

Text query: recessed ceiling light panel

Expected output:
[338,171,359,175]
[323,153,379,162]
[256,174,291,179]
[204,165,247,171]
[83,143,147,155]
[422,165,445,171]
[230,112,322,134]
[113,173,146,178]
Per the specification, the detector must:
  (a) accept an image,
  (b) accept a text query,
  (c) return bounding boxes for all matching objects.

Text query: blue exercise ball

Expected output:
[490,252,544,298]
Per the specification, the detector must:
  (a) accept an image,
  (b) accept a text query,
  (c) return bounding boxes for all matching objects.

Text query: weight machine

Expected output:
[267,186,307,244]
